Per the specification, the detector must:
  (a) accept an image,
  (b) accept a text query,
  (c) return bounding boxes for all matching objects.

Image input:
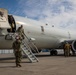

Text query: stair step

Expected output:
[21,43,39,63]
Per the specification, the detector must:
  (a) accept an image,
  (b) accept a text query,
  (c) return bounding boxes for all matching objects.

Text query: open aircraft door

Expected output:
[0,8,11,28]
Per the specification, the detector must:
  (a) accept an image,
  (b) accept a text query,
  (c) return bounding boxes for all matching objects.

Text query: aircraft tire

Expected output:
[50,49,58,56]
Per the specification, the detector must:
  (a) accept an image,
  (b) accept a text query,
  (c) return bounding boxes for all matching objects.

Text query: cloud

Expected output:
[16,0,76,30]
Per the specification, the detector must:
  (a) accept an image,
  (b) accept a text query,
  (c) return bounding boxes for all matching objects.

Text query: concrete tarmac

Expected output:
[0,51,76,75]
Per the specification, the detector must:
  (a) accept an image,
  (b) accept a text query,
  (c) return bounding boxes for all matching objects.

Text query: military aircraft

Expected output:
[0,8,76,55]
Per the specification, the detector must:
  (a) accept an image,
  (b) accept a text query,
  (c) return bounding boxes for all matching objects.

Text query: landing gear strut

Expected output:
[50,49,58,56]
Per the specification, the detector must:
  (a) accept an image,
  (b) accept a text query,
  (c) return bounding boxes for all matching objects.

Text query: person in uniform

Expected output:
[16,25,25,40]
[64,42,71,57]
[12,36,22,67]
[8,15,15,32]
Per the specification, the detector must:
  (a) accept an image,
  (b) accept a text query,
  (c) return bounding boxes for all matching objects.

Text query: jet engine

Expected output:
[71,40,76,52]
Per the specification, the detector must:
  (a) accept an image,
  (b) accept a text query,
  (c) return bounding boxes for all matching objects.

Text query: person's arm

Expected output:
[16,27,20,32]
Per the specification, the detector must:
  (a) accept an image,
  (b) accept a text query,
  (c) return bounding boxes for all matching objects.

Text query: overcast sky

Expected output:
[0,0,76,30]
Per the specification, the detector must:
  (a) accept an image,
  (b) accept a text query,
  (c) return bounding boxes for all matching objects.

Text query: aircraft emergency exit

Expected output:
[0,8,76,55]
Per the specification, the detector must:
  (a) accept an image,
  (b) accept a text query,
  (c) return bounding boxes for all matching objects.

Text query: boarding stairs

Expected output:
[21,38,39,63]
[9,33,39,63]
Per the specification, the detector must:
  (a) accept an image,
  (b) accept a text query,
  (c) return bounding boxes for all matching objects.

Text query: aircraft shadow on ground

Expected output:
[0,54,76,63]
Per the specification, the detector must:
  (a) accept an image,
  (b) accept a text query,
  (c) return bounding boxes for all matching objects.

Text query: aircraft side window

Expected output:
[41,26,44,32]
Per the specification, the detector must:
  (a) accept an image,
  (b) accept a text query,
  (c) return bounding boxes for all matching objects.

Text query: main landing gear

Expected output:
[50,49,58,56]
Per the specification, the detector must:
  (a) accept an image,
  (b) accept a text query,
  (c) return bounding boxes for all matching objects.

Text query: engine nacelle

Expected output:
[72,40,76,52]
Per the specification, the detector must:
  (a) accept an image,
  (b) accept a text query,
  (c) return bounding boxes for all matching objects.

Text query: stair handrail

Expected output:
[23,34,39,53]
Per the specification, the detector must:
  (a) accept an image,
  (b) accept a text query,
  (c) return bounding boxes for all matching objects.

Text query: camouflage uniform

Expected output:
[12,39,22,67]
[17,25,25,40]
[64,43,71,57]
